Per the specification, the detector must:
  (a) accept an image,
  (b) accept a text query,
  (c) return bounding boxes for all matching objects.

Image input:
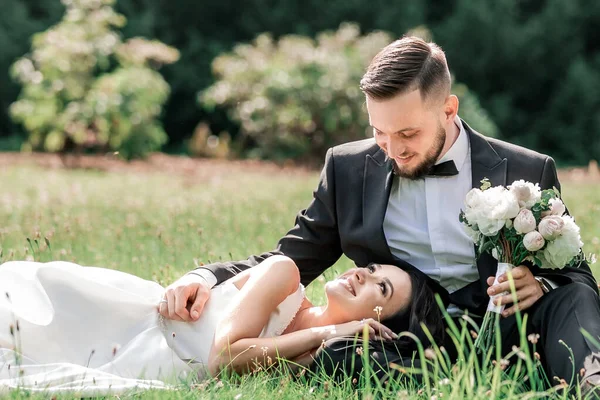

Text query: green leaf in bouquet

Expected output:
[533,256,543,267]
[479,240,497,256]
[540,189,558,205]
[513,241,531,266]
[552,186,561,197]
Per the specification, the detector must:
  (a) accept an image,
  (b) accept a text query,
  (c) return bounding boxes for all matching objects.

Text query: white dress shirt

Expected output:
[383,116,477,314]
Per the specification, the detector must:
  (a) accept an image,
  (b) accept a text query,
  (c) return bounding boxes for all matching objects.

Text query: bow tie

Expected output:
[428,160,458,177]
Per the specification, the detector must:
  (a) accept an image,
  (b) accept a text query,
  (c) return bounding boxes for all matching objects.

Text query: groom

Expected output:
[160,36,600,387]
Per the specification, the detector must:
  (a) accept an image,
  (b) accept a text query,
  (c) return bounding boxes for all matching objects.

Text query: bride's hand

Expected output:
[316,318,398,341]
[158,274,211,322]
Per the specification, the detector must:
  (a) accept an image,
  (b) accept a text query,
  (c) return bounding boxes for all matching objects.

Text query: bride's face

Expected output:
[324,263,412,321]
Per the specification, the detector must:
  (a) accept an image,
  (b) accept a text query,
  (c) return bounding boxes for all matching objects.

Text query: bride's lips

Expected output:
[341,277,356,296]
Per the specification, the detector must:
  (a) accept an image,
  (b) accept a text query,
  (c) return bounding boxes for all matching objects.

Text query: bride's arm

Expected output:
[208,256,375,377]
[208,255,325,376]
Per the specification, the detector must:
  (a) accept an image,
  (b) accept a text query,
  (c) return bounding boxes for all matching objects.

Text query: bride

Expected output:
[0,255,441,395]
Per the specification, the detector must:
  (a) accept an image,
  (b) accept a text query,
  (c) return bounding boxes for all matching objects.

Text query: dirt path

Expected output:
[0,152,312,180]
[0,152,598,183]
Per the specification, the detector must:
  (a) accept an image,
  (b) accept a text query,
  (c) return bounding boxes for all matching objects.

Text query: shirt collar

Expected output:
[436,115,469,172]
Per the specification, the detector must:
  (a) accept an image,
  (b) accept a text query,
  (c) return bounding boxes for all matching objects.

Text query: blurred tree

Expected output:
[115,0,427,151]
[433,0,600,164]
[0,0,63,139]
[10,0,179,159]
[3,0,599,164]
[200,24,498,163]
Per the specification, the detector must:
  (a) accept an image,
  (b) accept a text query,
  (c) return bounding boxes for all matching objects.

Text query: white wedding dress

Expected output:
[0,261,305,396]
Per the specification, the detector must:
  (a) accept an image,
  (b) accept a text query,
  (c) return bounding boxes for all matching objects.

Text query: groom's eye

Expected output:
[367,264,376,273]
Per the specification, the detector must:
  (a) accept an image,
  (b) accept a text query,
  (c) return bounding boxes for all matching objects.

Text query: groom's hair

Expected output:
[360,36,451,104]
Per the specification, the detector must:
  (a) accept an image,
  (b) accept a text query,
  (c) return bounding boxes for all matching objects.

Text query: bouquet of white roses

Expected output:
[459,179,586,351]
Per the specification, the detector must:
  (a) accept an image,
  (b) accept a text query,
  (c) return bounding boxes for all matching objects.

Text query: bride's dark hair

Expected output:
[309,263,447,382]
[379,264,445,349]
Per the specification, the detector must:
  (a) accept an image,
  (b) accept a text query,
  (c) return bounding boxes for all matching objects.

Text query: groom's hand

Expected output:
[486,265,543,318]
[158,274,211,322]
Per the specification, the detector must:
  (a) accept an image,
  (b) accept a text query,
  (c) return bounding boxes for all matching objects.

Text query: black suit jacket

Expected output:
[195,120,597,315]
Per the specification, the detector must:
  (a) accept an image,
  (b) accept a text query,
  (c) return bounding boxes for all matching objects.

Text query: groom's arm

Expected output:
[191,147,343,287]
[534,156,598,293]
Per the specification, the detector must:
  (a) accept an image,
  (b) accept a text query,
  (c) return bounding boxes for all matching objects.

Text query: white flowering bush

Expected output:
[200,24,498,162]
[9,0,179,159]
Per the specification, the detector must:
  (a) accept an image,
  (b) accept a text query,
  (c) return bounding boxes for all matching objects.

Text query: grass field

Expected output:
[1,163,599,399]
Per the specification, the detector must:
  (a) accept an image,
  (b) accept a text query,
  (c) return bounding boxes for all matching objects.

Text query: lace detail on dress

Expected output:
[274,284,306,336]
[259,284,305,338]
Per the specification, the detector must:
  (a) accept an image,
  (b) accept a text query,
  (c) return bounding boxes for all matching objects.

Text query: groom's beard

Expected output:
[392,123,447,180]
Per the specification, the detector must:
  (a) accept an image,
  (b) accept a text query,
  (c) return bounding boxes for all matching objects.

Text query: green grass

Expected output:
[1,164,599,399]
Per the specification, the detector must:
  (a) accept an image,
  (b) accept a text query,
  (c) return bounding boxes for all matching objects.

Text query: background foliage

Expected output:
[9,0,179,159]
[1,0,598,164]
[200,24,498,162]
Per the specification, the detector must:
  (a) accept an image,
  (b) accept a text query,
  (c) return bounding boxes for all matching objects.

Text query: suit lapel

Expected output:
[465,120,508,294]
[362,148,395,260]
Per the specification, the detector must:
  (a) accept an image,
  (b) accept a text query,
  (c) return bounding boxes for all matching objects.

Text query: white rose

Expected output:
[541,198,566,217]
[463,224,482,244]
[513,209,536,234]
[464,190,483,223]
[486,186,520,220]
[538,215,565,240]
[480,187,520,236]
[465,188,484,210]
[463,190,484,225]
[477,218,507,237]
[509,180,542,209]
[492,247,500,260]
[523,231,545,251]
[463,186,520,236]
[540,215,583,268]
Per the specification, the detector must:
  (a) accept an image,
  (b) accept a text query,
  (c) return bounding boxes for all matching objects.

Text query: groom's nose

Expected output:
[388,137,407,158]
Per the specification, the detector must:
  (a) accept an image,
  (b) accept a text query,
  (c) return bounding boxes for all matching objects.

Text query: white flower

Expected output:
[492,248,500,260]
[509,180,542,209]
[538,215,565,240]
[540,215,583,269]
[464,188,484,210]
[541,198,566,217]
[523,231,545,251]
[463,186,520,236]
[514,209,536,234]
[463,224,482,243]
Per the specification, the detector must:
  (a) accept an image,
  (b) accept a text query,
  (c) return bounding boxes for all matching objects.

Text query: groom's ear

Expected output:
[442,94,459,123]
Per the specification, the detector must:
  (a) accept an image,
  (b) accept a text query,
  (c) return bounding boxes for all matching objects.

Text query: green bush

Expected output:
[200,24,498,162]
[9,0,179,159]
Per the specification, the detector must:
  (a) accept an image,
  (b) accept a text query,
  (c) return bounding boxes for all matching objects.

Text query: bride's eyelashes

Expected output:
[366,264,388,296]
[379,282,388,296]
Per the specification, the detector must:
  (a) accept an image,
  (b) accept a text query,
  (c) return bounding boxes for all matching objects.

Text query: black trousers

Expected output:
[313,282,600,385]
[498,281,600,383]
